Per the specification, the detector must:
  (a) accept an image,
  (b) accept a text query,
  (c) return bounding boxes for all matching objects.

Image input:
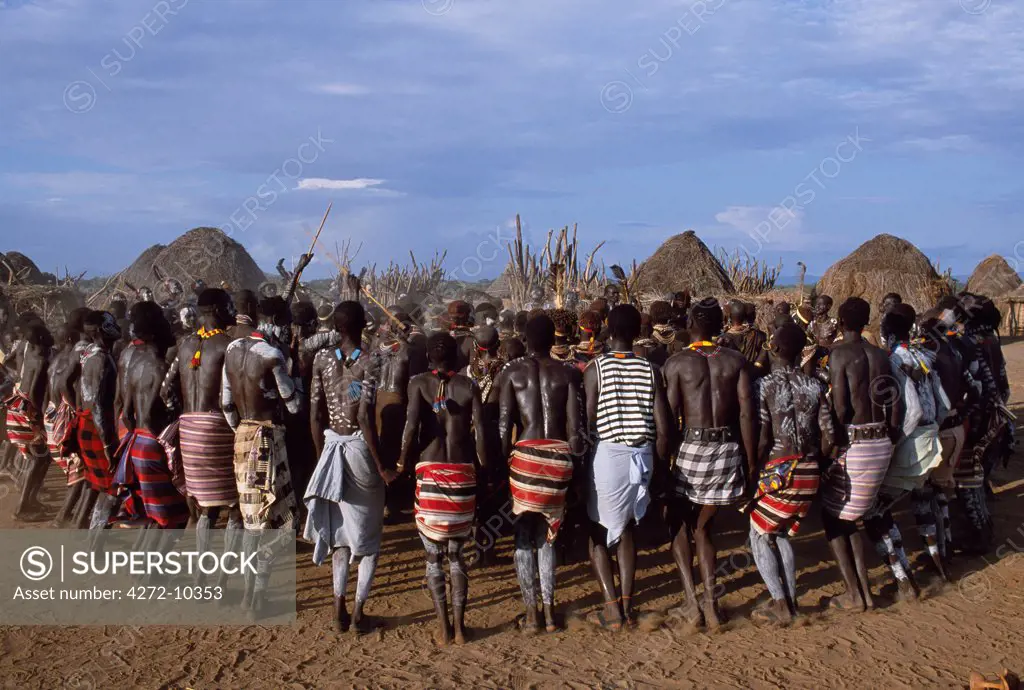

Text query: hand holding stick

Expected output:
[284,201,332,306]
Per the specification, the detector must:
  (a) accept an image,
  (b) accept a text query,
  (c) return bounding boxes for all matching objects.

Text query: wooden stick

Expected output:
[285,202,332,305]
[86,271,123,306]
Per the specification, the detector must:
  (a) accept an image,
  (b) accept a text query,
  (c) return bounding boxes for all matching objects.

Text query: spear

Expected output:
[285,201,332,306]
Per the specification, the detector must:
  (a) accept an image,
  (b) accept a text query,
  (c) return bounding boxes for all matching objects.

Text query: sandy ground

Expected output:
[3,343,1024,689]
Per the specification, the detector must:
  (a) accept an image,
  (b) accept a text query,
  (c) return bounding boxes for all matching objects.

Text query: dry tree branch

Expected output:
[715,247,782,295]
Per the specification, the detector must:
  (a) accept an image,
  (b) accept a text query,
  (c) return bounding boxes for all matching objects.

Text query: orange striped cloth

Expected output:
[509,439,574,543]
[43,400,86,485]
[5,388,43,455]
[749,454,820,536]
[414,461,476,542]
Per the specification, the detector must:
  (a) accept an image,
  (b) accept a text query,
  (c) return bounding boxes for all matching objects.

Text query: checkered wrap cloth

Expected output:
[673,438,745,506]
[75,408,114,493]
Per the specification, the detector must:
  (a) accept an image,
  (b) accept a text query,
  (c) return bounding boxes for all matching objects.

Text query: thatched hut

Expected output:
[967,254,1021,298]
[488,270,512,300]
[0,251,51,285]
[100,227,266,303]
[1000,284,1024,336]
[635,230,734,298]
[816,234,951,318]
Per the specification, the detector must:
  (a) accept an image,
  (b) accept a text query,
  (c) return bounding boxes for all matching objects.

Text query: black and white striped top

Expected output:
[595,351,657,446]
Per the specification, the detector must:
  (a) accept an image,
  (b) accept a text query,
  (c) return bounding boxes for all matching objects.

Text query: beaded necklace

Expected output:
[189,327,225,369]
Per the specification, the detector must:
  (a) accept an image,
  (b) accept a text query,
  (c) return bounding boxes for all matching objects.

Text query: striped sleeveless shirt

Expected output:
[595,351,657,446]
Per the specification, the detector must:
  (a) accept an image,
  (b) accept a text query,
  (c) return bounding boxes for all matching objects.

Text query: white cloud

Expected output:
[713,204,807,252]
[313,82,370,96]
[295,177,385,191]
[898,135,977,153]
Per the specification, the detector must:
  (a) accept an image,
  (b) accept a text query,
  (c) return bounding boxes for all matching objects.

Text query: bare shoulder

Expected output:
[409,371,433,387]
[117,345,135,369]
[179,333,200,350]
[865,342,891,365]
[453,372,476,389]
[795,368,825,390]
[503,357,530,375]
[568,362,583,385]
[718,346,747,367]
[311,347,331,368]
[506,356,539,381]
[662,350,687,373]
[210,332,232,347]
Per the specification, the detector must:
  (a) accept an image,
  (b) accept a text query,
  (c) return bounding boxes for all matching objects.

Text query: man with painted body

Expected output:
[397,333,487,645]
[76,311,122,531]
[498,314,582,633]
[46,319,91,526]
[304,301,391,633]
[6,319,53,519]
[222,296,300,617]
[162,289,240,582]
[116,302,189,539]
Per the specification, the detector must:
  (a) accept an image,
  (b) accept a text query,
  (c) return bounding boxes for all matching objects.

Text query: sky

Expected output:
[1,0,1022,282]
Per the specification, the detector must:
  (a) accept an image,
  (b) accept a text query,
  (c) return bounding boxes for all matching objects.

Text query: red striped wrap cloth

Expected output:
[509,439,574,543]
[415,461,477,542]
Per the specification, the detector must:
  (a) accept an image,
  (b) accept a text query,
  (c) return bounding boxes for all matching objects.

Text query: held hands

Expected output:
[745,463,759,498]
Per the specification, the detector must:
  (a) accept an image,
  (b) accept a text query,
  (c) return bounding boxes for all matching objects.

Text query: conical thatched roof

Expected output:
[816,234,951,318]
[636,230,734,297]
[111,227,265,301]
[488,269,512,299]
[967,254,1021,298]
[0,251,50,285]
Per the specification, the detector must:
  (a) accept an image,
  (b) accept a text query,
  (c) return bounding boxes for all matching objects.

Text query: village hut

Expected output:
[97,227,266,304]
[635,230,734,298]
[1000,284,1024,337]
[816,234,952,320]
[967,254,1021,299]
[488,270,513,300]
[0,251,51,285]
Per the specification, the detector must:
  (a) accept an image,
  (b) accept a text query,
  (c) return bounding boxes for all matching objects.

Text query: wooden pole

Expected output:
[285,201,332,305]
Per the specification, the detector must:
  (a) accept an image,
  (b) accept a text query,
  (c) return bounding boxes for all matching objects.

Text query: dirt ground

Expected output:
[3,343,1024,689]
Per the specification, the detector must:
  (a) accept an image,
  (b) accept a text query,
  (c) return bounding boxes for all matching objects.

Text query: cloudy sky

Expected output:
[2,0,1022,280]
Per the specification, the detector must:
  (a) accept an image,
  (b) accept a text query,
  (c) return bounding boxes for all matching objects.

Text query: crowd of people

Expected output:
[0,278,1013,644]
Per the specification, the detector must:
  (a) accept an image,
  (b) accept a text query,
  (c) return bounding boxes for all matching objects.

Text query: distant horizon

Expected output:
[35,239,1000,287]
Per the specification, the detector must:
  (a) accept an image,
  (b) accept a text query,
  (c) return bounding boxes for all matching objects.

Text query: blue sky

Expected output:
[1,0,1022,281]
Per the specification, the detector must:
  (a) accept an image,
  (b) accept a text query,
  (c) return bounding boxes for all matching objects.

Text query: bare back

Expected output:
[376,339,411,395]
[124,345,171,433]
[47,345,76,405]
[499,356,581,446]
[19,342,50,412]
[407,373,481,466]
[175,332,231,413]
[222,336,297,424]
[663,346,748,429]
[829,338,898,427]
